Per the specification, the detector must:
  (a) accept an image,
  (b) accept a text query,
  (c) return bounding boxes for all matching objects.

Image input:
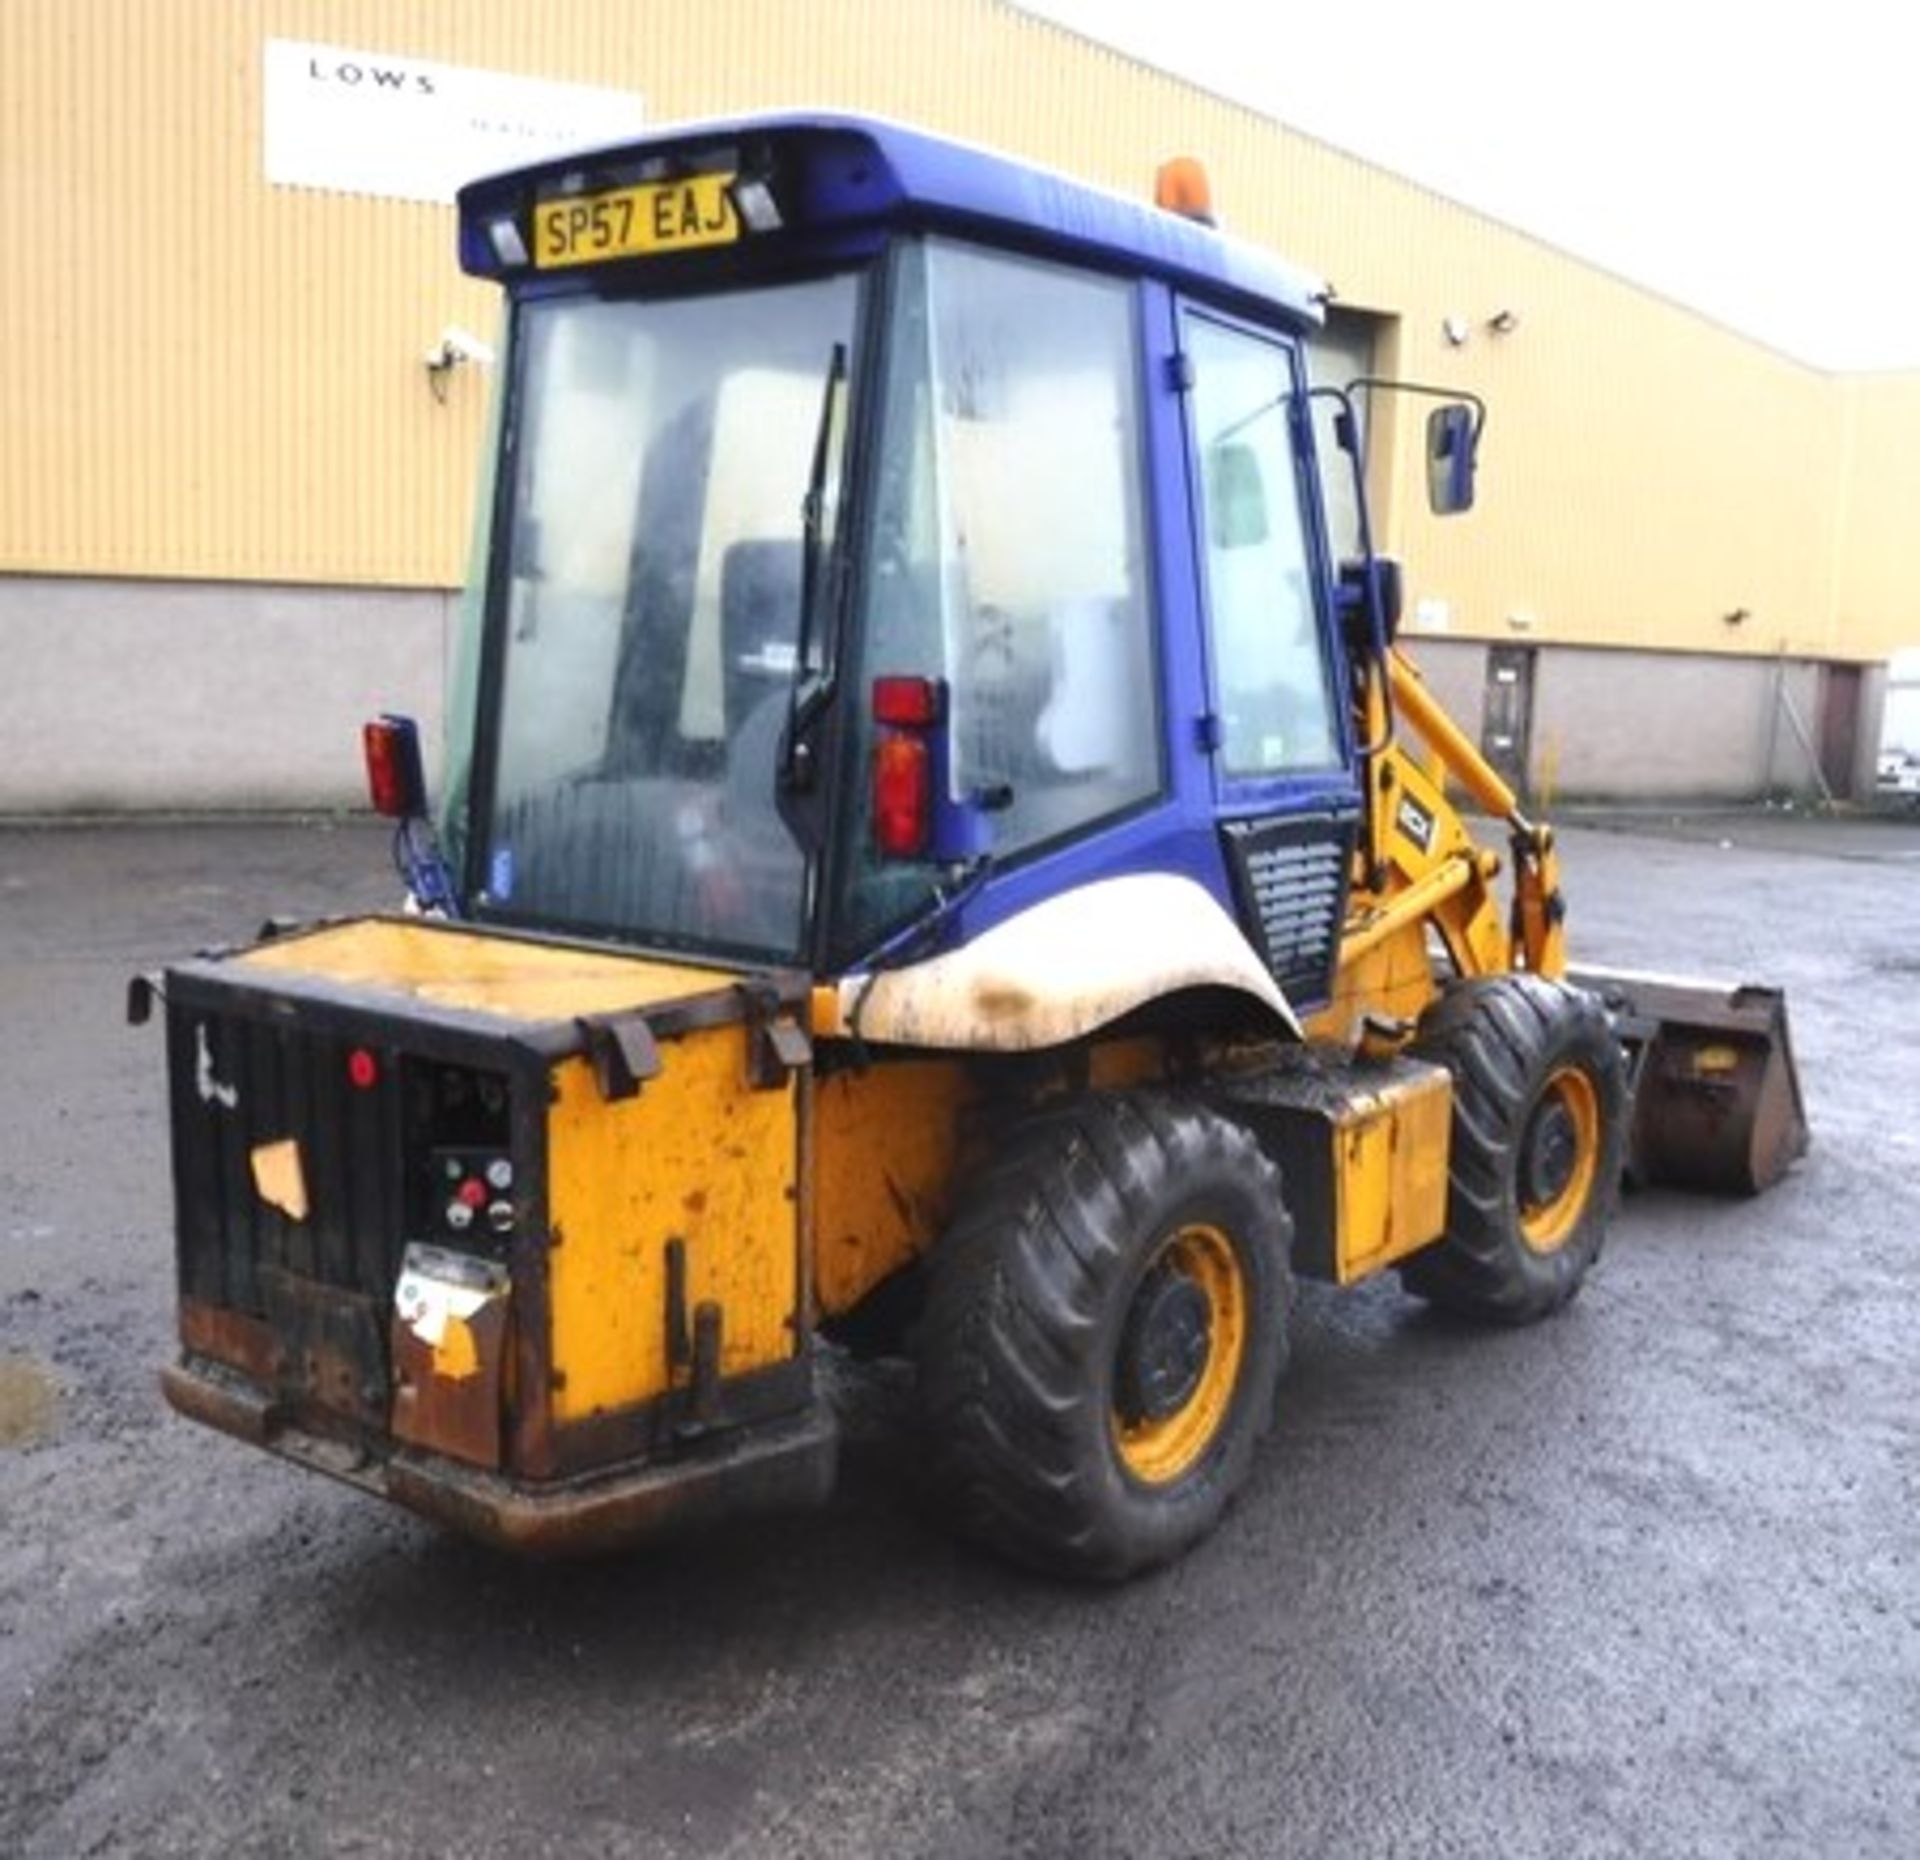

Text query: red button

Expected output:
[457,1179,488,1209]
[347,1049,379,1090]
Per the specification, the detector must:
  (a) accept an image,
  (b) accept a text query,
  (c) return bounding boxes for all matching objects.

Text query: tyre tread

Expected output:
[918,1091,1291,1579]
[1400,975,1627,1324]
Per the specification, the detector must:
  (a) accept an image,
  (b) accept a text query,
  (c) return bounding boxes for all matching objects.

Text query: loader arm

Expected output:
[1311,649,1566,1043]
[1330,652,1805,1194]
[1383,648,1568,979]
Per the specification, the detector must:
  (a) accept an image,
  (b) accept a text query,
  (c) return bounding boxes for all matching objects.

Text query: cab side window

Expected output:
[1186,316,1340,777]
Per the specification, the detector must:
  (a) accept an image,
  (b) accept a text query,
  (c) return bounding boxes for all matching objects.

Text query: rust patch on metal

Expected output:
[179,1299,278,1383]
[390,1244,510,1469]
[162,1351,835,1556]
[257,1266,387,1425]
[508,1227,557,1478]
[385,1406,838,1556]
[161,1359,272,1443]
[1570,969,1810,1196]
[392,1300,508,1469]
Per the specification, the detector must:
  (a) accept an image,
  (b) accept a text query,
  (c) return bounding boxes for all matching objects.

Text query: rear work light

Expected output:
[363,714,428,820]
[728,176,783,234]
[486,214,529,268]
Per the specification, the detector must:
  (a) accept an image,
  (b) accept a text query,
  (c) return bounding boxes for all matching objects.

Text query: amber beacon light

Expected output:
[1154,156,1217,226]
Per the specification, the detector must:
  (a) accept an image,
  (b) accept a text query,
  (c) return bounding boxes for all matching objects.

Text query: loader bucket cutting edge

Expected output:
[1567,966,1810,1197]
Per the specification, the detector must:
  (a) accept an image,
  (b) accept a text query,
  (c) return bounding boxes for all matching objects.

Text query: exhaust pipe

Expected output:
[1569,967,1810,1197]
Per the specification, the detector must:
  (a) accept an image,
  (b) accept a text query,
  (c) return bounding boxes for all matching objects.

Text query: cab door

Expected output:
[1181,307,1360,1011]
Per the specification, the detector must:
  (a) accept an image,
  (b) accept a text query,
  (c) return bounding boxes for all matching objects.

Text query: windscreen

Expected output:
[475,274,859,957]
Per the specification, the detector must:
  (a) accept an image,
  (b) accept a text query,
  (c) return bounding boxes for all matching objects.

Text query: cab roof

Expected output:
[456,110,1327,329]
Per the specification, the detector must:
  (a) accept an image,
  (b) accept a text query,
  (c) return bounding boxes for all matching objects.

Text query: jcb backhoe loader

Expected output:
[138,115,1806,1578]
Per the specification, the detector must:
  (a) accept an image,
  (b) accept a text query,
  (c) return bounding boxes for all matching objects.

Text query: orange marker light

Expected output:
[1154,156,1217,227]
[873,734,932,859]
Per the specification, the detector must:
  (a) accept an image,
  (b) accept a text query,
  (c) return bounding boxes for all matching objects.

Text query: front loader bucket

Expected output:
[1569,967,1810,1197]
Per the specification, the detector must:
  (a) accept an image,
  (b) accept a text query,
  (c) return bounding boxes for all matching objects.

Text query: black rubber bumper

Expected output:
[162,1355,840,1556]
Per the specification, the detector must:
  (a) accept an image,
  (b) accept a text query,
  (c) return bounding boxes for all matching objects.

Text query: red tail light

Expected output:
[873,734,931,858]
[872,675,943,728]
[363,715,427,819]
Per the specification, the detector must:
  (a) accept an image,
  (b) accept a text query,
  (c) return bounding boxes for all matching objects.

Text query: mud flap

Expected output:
[1569,966,1809,1196]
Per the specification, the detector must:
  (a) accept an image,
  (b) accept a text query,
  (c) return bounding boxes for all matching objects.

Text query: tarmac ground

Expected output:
[1,811,1915,1857]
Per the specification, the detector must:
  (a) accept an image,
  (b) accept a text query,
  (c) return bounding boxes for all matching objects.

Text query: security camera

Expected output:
[425,326,496,370]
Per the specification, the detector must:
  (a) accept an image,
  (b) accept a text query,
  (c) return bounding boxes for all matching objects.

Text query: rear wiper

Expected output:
[782,339,849,798]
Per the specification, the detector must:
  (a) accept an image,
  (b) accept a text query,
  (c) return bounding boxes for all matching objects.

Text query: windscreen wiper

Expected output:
[781,340,849,803]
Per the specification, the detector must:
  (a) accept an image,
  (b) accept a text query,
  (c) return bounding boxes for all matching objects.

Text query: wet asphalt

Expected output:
[1,813,1915,1857]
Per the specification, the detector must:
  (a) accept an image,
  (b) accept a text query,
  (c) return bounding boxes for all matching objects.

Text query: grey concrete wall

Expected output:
[1535,649,1825,802]
[0,575,452,811]
[0,574,1874,812]
[1399,636,1839,804]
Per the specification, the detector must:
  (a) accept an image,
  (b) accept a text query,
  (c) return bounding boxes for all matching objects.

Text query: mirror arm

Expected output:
[1343,377,1488,455]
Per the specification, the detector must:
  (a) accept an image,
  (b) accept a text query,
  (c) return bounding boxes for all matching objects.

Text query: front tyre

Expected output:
[1400,974,1628,1324]
[917,1093,1292,1581]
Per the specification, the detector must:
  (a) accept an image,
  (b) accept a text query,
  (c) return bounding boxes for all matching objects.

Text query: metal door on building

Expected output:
[1818,662,1861,800]
[1481,646,1535,796]
[1474,644,1536,790]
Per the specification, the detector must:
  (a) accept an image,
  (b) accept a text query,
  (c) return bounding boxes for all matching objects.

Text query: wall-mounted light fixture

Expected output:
[424,325,496,402]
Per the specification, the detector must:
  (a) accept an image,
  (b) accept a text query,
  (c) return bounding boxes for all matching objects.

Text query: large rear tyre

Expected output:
[1399,974,1627,1324]
[916,1093,1292,1581]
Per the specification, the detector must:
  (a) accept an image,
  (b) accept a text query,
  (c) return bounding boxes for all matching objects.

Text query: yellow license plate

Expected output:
[532,174,738,268]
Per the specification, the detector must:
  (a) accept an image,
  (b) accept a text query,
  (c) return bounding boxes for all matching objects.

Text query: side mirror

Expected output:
[1426,403,1478,515]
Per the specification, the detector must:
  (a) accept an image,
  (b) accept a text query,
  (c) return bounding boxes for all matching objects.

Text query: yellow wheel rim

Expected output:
[1518,1065,1602,1254]
[1111,1223,1248,1486]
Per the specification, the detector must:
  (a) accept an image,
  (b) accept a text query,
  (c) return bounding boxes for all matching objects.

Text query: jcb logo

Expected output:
[1396,793,1437,855]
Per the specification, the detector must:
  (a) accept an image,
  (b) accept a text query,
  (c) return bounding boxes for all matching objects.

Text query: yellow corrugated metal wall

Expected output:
[1833,371,1920,645]
[0,0,1909,659]
[1,0,500,586]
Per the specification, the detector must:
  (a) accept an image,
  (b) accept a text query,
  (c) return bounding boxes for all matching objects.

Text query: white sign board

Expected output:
[264,39,645,206]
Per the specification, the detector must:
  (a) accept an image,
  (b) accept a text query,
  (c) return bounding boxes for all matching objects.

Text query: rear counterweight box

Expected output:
[157,916,825,1547]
